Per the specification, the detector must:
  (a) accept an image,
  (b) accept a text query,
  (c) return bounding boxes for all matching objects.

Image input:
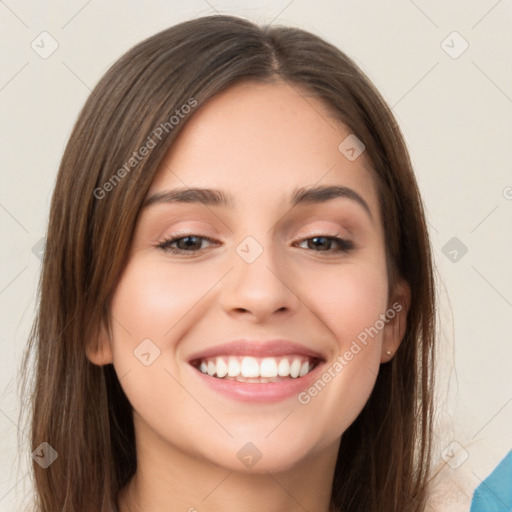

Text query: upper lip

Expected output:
[187,339,326,362]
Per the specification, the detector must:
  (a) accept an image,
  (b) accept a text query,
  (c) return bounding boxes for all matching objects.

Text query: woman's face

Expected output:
[90,80,409,473]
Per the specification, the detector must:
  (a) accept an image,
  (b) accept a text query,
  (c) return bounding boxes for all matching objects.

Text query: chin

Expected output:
[197,431,326,475]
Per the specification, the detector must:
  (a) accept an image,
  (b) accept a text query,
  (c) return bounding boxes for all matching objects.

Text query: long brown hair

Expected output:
[20,14,436,512]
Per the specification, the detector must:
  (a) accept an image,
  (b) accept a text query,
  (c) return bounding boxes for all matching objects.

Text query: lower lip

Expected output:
[189,362,325,403]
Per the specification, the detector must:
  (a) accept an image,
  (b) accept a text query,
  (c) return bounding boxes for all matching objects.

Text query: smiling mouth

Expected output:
[191,355,319,383]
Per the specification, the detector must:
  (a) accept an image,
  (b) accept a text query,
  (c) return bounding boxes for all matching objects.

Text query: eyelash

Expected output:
[156,233,354,256]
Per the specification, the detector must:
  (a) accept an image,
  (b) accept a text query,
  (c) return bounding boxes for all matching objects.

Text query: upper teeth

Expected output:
[197,356,313,379]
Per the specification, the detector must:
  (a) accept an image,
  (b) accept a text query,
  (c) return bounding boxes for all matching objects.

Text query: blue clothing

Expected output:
[470,450,512,512]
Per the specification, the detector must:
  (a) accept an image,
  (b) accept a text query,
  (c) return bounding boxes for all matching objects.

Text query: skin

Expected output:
[87,80,410,512]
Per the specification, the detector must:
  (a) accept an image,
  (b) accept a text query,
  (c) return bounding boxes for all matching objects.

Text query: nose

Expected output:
[220,242,300,323]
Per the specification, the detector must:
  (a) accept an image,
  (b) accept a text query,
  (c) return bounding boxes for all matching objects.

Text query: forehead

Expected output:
[148,80,378,215]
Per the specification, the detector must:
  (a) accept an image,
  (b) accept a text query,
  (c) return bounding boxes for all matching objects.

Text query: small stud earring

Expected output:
[385,349,392,356]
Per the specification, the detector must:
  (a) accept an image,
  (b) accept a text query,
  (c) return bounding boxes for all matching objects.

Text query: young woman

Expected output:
[21,14,436,512]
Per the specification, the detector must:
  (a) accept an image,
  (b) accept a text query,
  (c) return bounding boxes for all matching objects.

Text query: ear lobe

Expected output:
[381,279,411,363]
[85,318,113,366]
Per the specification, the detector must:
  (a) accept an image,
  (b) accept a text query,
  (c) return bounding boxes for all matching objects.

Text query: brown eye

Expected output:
[297,236,354,253]
[157,235,217,254]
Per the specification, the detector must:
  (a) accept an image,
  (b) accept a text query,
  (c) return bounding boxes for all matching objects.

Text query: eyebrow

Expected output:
[142,185,373,219]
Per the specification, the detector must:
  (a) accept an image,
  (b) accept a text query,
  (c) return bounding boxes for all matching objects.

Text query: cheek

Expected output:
[109,258,216,348]
[304,260,389,348]
[292,260,389,441]
[106,259,207,422]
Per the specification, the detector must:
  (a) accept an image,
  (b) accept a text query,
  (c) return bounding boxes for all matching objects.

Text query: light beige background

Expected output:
[1,1,511,510]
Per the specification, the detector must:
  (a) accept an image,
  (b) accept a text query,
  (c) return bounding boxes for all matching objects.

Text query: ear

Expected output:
[85,317,113,366]
[381,278,411,363]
